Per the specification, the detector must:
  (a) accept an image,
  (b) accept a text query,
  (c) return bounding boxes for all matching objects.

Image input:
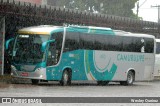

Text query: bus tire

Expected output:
[97,81,109,86]
[60,70,71,86]
[31,79,39,85]
[120,71,134,86]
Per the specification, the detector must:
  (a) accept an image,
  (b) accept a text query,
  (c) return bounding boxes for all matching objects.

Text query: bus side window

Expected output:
[145,38,154,53]
[64,32,79,52]
[133,38,142,52]
[141,38,145,53]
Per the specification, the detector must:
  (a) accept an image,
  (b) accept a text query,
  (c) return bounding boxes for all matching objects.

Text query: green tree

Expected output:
[47,0,139,19]
[99,0,138,18]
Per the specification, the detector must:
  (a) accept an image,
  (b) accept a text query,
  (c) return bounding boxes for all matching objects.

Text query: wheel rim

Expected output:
[63,72,68,85]
[128,73,133,84]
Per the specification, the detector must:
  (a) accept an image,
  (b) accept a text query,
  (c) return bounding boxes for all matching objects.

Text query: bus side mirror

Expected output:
[5,38,14,50]
[41,39,55,52]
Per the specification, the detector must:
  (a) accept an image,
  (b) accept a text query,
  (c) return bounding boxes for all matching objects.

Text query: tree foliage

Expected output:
[47,0,139,19]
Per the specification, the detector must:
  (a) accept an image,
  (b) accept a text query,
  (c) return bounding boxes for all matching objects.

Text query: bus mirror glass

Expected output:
[41,39,55,52]
[5,38,14,50]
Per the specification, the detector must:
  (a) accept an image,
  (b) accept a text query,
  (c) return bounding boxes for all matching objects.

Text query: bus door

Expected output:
[46,31,64,79]
[47,32,63,66]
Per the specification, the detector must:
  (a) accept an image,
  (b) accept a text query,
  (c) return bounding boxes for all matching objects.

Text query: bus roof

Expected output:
[68,25,112,30]
[18,25,62,35]
[114,30,155,39]
[17,25,155,39]
[67,25,114,35]
[18,25,114,35]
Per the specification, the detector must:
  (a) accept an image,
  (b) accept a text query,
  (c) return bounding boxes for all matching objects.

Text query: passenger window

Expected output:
[141,38,145,53]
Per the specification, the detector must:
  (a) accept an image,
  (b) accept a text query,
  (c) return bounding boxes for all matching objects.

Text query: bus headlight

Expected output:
[35,68,42,72]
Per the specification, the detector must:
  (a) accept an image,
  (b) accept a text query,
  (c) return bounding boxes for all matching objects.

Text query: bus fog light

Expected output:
[40,75,43,78]
[11,65,16,71]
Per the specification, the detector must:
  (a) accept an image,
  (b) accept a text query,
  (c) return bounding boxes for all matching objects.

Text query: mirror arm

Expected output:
[6,38,14,50]
[41,39,55,52]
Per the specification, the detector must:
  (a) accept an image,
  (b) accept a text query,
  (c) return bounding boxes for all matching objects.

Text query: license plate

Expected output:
[21,72,29,77]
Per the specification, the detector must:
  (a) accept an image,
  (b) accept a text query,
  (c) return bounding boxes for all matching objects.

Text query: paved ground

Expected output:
[0,81,160,106]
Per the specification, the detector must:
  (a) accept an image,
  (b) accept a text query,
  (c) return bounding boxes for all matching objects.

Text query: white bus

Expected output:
[154,39,160,78]
[6,25,155,85]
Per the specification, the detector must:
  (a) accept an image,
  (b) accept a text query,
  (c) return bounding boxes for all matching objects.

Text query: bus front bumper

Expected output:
[11,65,46,80]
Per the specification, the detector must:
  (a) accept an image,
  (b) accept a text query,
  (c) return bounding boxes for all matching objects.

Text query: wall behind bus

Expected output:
[0,17,5,75]
[14,0,42,5]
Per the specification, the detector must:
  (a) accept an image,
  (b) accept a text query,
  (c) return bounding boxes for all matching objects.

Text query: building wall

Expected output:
[14,0,42,5]
[0,17,5,75]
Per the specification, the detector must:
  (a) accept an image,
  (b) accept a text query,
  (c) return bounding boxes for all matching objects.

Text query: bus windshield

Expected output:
[13,34,50,64]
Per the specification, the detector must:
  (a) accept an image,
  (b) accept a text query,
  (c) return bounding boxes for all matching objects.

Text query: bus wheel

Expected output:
[31,79,39,85]
[97,81,109,86]
[60,70,71,86]
[120,71,134,86]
